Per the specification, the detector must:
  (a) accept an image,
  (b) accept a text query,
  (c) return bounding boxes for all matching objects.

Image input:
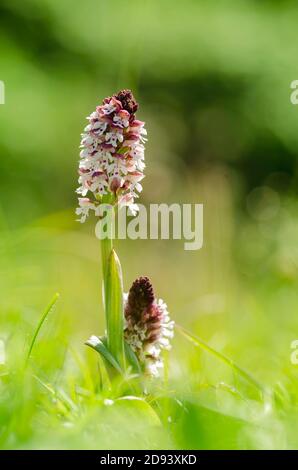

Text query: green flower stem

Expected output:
[100,195,115,305]
[101,235,113,297]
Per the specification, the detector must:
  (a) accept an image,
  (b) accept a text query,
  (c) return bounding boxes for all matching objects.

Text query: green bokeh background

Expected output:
[1,0,298,449]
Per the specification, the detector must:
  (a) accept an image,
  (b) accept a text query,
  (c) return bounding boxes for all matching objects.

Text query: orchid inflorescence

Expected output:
[124,277,174,377]
[76,89,147,222]
[79,90,174,378]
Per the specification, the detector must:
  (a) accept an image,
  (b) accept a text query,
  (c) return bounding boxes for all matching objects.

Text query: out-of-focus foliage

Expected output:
[1,0,298,224]
[1,0,298,449]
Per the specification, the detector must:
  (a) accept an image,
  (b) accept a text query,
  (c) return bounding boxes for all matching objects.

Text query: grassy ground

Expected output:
[1,0,298,451]
[1,171,298,450]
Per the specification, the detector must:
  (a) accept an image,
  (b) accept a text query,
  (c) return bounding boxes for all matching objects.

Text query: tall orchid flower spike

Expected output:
[79,91,174,381]
[76,89,147,221]
[124,277,175,377]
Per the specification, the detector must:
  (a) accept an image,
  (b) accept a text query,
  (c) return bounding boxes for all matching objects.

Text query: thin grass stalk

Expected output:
[26,293,60,366]
[176,324,264,399]
[100,194,114,300]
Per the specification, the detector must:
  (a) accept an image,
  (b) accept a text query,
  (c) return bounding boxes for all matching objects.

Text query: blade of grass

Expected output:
[26,293,60,365]
[176,324,265,398]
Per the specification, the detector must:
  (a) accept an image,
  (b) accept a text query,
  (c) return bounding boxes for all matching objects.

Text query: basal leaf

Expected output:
[85,335,122,374]
[104,249,125,369]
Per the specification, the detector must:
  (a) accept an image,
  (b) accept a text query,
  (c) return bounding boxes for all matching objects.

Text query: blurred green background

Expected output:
[1,0,298,449]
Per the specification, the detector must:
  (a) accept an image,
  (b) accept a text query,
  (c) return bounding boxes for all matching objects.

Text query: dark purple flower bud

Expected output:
[125,276,154,322]
[124,277,174,377]
[113,89,139,115]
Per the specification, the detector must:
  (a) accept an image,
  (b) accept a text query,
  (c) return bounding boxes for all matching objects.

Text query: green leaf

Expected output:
[105,249,125,369]
[113,396,161,426]
[124,341,142,374]
[85,335,122,374]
